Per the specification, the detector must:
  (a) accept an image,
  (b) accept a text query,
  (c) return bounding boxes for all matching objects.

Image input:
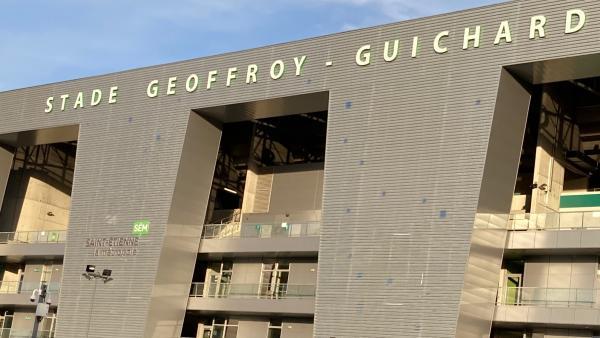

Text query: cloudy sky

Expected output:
[0,0,503,91]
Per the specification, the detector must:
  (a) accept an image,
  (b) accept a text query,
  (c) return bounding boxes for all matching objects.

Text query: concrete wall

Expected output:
[523,256,596,289]
[281,321,313,338]
[0,173,70,232]
[289,262,318,285]
[236,319,269,338]
[11,311,35,333]
[242,165,323,215]
[231,262,262,284]
[536,329,593,337]
[269,165,324,213]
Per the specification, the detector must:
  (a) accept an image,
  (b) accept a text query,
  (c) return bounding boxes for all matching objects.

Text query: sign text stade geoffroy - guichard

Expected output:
[44,9,586,113]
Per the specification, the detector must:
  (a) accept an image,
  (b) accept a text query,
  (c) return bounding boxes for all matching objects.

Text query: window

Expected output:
[204,318,238,338]
[260,262,290,299]
[267,319,282,338]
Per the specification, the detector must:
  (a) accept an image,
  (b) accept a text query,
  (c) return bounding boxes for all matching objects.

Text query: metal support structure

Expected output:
[31,283,50,338]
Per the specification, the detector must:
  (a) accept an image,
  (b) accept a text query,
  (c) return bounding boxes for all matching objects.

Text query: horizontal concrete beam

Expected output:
[187,297,315,316]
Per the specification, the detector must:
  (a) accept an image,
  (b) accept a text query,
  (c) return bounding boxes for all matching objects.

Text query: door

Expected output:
[504,274,522,305]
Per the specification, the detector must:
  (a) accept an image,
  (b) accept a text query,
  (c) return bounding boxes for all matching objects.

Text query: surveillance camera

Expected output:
[30,289,39,302]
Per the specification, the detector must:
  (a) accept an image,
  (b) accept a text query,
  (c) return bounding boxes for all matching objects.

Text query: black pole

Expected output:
[31,283,47,338]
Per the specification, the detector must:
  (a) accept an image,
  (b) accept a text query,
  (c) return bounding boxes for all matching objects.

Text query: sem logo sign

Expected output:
[132,220,150,237]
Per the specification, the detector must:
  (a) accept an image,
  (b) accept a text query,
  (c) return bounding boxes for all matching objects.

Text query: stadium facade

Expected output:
[1,0,600,337]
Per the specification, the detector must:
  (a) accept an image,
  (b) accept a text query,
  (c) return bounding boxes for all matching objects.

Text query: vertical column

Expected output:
[456,69,531,338]
[143,112,221,338]
[0,146,14,211]
[530,91,566,213]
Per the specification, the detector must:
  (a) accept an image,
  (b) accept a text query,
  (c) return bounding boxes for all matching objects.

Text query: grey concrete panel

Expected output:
[187,297,315,316]
[289,262,318,285]
[282,322,314,338]
[0,243,65,260]
[237,320,269,338]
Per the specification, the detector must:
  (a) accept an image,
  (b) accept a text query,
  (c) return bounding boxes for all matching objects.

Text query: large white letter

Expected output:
[108,86,118,104]
[45,97,54,113]
[60,94,69,111]
[73,92,84,109]
[530,15,547,39]
[494,21,513,45]
[246,65,258,84]
[91,89,102,106]
[186,74,198,92]
[463,26,481,49]
[166,77,177,95]
[355,45,371,66]
[207,70,218,89]
[434,31,450,54]
[293,56,307,76]
[226,67,238,87]
[566,9,586,34]
[411,37,419,58]
[147,80,159,98]
[383,40,399,62]
[270,60,285,80]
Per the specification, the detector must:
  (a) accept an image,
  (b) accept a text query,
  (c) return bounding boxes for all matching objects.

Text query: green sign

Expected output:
[132,220,150,236]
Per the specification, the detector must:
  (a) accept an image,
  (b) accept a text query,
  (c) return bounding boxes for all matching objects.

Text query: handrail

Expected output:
[190,282,316,299]
[0,230,67,244]
[498,287,598,308]
[202,222,320,239]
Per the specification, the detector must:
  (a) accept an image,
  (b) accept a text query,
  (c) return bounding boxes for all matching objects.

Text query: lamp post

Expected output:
[82,265,113,337]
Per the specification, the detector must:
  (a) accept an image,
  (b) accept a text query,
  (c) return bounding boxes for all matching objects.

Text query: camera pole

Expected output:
[31,283,49,338]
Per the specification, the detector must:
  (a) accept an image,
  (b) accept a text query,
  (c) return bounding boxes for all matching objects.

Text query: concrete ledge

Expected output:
[494,305,600,327]
[0,292,59,307]
[506,229,600,253]
[187,297,315,316]
[199,237,319,256]
[0,243,65,261]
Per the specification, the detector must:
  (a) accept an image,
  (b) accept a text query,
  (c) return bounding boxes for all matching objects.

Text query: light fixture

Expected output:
[223,187,237,195]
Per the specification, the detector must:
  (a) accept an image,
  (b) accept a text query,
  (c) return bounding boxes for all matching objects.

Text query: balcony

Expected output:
[506,212,600,253]
[187,282,315,316]
[199,222,320,256]
[494,287,600,327]
[0,230,66,260]
[0,281,60,306]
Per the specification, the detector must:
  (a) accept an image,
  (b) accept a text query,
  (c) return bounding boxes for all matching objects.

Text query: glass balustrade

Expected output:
[190,282,315,299]
[201,223,319,239]
[0,230,66,244]
[498,287,598,308]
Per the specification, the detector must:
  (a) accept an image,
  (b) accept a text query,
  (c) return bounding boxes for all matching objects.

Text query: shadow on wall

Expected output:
[0,169,71,233]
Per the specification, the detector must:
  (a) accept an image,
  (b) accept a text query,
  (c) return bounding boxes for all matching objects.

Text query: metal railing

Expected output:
[0,230,66,244]
[0,281,60,295]
[190,282,316,299]
[202,222,320,239]
[498,287,599,308]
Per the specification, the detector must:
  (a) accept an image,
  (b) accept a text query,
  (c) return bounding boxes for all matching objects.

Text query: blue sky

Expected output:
[0,0,503,91]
